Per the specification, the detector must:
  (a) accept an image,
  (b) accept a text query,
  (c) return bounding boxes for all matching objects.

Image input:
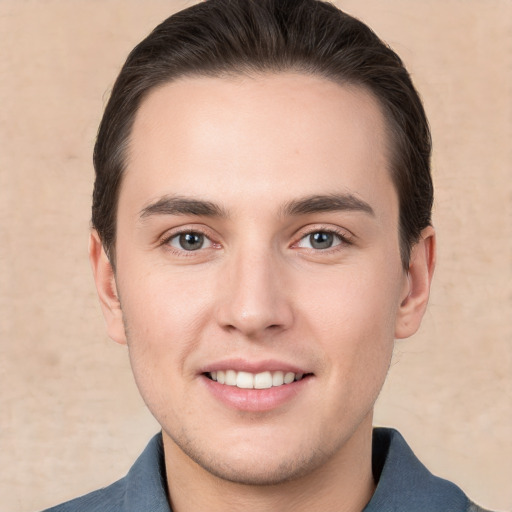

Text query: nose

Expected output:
[215,248,294,339]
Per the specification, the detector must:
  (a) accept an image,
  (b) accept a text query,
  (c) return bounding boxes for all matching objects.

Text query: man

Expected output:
[43,0,490,510]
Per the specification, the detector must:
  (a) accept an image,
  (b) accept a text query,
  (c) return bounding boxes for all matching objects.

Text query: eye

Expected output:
[168,232,212,251]
[297,230,344,250]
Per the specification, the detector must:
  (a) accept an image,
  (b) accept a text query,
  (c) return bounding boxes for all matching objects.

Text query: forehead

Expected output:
[122,73,396,219]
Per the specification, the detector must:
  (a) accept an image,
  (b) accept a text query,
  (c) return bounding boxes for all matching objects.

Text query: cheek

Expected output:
[298,261,402,379]
[302,263,402,337]
[120,266,214,339]
[117,269,215,396]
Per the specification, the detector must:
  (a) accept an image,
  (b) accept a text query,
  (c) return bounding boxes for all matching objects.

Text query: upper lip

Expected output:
[200,358,310,375]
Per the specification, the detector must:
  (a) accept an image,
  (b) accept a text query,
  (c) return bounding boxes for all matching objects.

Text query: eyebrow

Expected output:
[280,193,375,217]
[139,195,228,220]
[138,192,374,221]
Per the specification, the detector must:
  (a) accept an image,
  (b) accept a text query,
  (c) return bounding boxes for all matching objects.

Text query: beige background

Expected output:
[1,1,511,511]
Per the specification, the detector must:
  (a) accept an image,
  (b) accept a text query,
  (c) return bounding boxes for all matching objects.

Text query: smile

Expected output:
[208,370,306,389]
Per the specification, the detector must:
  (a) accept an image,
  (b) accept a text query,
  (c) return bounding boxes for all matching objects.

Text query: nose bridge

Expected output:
[216,241,292,336]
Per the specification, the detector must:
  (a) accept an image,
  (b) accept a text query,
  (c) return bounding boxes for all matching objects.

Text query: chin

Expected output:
[164,425,343,486]
[190,446,325,486]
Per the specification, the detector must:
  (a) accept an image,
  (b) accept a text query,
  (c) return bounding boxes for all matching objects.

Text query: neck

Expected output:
[163,417,376,512]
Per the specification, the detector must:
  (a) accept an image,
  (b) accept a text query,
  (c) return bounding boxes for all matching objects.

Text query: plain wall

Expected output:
[1,1,511,511]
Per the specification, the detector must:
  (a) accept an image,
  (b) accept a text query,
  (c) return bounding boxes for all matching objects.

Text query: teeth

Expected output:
[225,370,237,386]
[254,371,272,389]
[209,370,306,389]
[236,371,254,389]
[284,372,295,384]
[272,371,284,386]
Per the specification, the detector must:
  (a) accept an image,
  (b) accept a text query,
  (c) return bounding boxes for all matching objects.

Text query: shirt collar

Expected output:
[123,433,171,512]
[124,428,469,512]
[363,428,468,511]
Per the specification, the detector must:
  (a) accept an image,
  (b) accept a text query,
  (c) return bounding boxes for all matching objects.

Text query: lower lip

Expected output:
[202,375,311,412]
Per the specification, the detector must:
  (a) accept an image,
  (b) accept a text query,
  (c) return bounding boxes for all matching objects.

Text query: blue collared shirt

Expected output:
[42,428,490,512]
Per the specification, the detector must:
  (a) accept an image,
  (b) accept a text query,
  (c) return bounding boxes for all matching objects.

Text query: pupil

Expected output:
[179,233,204,251]
[310,232,333,249]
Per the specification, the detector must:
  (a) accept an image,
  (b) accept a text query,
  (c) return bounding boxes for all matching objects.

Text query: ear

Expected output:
[88,230,127,345]
[395,226,436,339]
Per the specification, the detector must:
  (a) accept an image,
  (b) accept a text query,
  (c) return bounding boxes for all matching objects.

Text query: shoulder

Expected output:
[467,503,496,512]
[41,478,127,512]
[366,428,496,512]
[40,433,170,512]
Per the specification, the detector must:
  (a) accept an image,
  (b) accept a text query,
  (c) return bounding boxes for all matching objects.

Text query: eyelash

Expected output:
[293,226,353,252]
[159,228,219,257]
[159,225,353,256]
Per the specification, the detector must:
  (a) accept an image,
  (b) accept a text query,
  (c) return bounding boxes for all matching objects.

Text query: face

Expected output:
[91,73,433,485]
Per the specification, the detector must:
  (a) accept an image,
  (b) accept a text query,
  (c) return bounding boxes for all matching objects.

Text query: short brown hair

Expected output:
[92,0,432,268]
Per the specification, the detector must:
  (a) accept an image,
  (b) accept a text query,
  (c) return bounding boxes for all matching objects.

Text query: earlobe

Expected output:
[88,230,127,345]
[395,226,436,339]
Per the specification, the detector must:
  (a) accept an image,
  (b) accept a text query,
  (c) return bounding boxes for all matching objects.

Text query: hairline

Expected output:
[101,68,415,270]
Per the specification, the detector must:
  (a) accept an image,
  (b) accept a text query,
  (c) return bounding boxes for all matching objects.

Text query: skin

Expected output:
[90,73,435,512]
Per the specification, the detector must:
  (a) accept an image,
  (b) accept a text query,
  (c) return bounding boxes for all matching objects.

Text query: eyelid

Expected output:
[168,232,213,250]
[292,225,354,250]
[156,223,353,255]
[295,224,353,241]
[158,224,221,251]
